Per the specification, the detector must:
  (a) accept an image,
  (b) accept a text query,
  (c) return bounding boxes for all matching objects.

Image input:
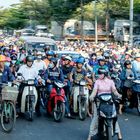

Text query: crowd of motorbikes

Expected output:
[0,39,140,140]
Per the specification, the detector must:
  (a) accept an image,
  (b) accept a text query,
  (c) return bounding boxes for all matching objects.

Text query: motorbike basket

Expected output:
[1,86,18,102]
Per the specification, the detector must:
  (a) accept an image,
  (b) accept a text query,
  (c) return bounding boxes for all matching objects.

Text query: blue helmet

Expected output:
[46,51,54,56]
[76,57,85,64]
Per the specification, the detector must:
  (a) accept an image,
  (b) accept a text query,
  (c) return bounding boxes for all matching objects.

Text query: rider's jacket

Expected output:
[44,67,64,83]
[132,60,140,79]
[88,59,98,67]
[120,67,134,88]
[61,65,73,79]
[71,67,87,83]
[0,65,15,83]
[93,64,109,75]
[17,64,40,81]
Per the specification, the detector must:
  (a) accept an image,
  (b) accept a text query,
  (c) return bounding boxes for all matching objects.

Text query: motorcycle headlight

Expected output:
[100,95,112,101]
[28,80,34,85]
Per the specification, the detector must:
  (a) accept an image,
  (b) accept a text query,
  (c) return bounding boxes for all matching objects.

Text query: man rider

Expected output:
[43,51,54,68]
[17,55,42,116]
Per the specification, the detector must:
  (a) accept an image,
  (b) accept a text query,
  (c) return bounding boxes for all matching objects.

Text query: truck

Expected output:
[114,20,140,44]
[35,25,54,39]
[51,20,109,41]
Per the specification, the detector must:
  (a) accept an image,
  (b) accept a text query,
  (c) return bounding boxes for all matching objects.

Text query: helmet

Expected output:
[46,51,54,56]
[26,55,34,63]
[50,58,58,66]
[98,68,108,75]
[76,57,85,64]
[0,55,6,62]
[124,60,131,67]
[97,56,105,61]
[65,56,72,61]
[104,53,110,58]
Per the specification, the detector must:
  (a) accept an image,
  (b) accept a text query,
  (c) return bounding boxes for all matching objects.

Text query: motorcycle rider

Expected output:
[120,60,134,113]
[0,55,15,85]
[88,68,122,140]
[93,56,108,78]
[131,53,140,108]
[44,58,71,116]
[17,55,42,116]
[43,51,54,68]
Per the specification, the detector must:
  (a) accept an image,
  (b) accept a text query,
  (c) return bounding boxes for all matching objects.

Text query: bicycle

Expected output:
[0,83,18,133]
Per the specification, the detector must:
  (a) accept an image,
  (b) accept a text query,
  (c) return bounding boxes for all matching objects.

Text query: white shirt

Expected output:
[34,60,47,71]
[17,64,40,80]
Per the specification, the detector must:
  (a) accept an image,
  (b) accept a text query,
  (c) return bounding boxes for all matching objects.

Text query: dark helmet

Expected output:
[124,60,131,67]
[26,55,34,63]
[98,68,108,76]
[104,53,110,59]
[50,58,58,66]
[46,51,54,56]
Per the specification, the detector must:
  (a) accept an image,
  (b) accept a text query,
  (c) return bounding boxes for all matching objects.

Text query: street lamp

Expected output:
[130,0,133,47]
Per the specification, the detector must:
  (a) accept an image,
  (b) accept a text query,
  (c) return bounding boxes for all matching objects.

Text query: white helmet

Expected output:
[65,56,72,61]
[135,53,140,58]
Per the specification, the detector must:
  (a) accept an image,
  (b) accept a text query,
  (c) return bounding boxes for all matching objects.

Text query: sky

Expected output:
[0,0,20,8]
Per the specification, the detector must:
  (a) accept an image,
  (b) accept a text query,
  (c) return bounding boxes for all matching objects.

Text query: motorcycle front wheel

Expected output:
[79,96,87,121]
[53,101,65,122]
[1,101,16,133]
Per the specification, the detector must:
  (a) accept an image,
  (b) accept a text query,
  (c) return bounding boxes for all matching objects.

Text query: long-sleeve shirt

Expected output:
[17,64,40,81]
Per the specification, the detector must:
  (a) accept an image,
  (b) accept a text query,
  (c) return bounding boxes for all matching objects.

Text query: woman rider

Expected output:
[87,68,122,140]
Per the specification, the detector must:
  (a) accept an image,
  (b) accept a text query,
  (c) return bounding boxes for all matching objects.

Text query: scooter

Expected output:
[17,73,38,121]
[47,81,65,122]
[96,94,119,140]
[72,80,89,120]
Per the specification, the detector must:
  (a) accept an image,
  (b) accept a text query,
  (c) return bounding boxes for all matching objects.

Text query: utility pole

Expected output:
[93,0,98,44]
[130,0,133,47]
[81,0,84,43]
[106,0,109,41]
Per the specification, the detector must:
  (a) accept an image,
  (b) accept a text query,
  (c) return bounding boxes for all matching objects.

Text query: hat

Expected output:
[135,53,140,58]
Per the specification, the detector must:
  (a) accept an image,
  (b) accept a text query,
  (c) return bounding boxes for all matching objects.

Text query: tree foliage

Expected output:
[0,0,140,29]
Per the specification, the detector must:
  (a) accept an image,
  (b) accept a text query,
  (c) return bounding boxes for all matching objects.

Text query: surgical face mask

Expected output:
[48,63,54,68]
[5,62,10,67]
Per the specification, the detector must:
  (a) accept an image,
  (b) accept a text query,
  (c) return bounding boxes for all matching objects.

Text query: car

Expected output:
[20,36,58,54]
[55,50,82,62]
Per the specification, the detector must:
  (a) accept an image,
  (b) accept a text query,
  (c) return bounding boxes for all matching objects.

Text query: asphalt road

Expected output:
[0,109,140,140]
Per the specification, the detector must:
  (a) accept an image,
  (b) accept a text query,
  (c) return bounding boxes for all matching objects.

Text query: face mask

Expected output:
[5,62,10,67]
[49,63,54,68]
[99,74,105,79]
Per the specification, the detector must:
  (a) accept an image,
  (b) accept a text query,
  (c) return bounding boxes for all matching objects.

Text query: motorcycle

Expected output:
[72,80,89,120]
[47,81,65,122]
[95,93,119,140]
[17,73,38,121]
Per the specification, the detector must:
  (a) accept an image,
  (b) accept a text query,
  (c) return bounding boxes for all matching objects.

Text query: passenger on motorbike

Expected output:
[88,53,98,67]
[17,55,42,116]
[88,68,122,140]
[34,52,47,72]
[61,56,73,97]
